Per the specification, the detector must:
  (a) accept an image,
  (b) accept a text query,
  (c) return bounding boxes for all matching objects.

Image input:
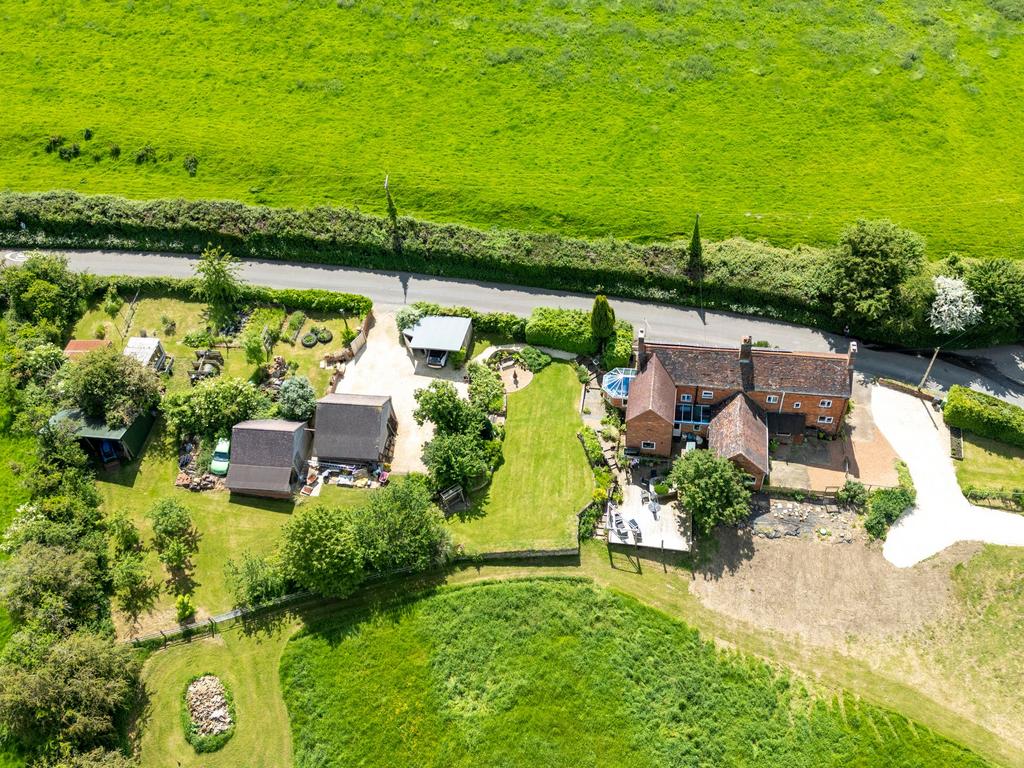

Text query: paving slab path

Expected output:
[871,386,1024,567]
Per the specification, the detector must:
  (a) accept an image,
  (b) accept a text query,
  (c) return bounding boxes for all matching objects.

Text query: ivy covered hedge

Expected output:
[525,308,598,356]
[0,190,833,331]
[944,385,1024,449]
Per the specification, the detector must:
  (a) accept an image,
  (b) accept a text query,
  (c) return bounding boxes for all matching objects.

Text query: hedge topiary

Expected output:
[943,385,1024,449]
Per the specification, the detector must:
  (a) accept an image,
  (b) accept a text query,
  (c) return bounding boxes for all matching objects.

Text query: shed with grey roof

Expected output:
[313,393,397,464]
[403,316,473,363]
[225,419,311,499]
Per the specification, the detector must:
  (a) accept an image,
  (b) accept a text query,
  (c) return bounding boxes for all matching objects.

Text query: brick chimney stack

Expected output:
[848,341,858,368]
[636,328,647,368]
[739,336,753,363]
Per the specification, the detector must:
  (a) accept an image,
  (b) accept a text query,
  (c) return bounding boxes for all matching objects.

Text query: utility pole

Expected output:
[917,346,940,392]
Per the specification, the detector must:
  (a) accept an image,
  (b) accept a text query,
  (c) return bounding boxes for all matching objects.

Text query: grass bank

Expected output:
[449,363,592,553]
[279,579,989,767]
[1,1,1023,257]
[956,433,1024,493]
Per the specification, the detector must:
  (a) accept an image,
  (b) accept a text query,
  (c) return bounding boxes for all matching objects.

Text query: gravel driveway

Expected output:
[331,312,468,473]
[871,386,1024,567]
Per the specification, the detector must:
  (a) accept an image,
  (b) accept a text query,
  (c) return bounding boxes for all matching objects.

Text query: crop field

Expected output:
[2,0,1023,257]
[279,579,990,768]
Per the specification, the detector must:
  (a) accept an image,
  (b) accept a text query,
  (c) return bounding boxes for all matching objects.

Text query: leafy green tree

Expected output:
[193,244,242,317]
[278,376,317,421]
[668,450,751,537]
[354,476,452,573]
[0,629,141,753]
[0,253,83,334]
[280,504,364,598]
[467,363,504,413]
[590,294,616,343]
[965,259,1024,342]
[43,748,137,768]
[225,550,287,608]
[829,219,926,328]
[158,536,194,573]
[242,326,272,367]
[175,594,196,623]
[413,380,488,436]
[688,213,703,275]
[59,345,160,428]
[146,499,193,551]
[0,543,104,629]
[161,377,269,438]
[111,553,156,618]
[423,431,489,490]
[106,510,141,555]
[100,286,123,321]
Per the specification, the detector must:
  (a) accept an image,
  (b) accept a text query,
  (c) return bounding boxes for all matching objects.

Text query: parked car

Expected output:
[426,350,448,368]
[612,512,628,539]
[209,438,231,476]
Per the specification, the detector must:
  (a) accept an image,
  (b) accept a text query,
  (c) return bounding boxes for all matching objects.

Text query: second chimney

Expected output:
[636,328,647,368]
[739,335,753,363]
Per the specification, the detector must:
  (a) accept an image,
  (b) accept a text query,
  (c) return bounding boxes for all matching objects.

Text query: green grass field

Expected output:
[449,362,592,553]
[2,0,1023,256]
[279,579,989,768]
[956,433,1024,492]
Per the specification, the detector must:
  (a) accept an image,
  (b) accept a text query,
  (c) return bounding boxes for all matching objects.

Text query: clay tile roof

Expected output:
[647,343,852,398]
[625,354,675,424]
[709,395,769,477]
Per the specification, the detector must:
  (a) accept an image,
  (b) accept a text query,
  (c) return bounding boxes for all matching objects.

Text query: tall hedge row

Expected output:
[0,191,835,331]
[601,321,634,370]
[943,385,1024,448]
[87,274,372,315]
[406,301,526,340]
[525,308,599,355]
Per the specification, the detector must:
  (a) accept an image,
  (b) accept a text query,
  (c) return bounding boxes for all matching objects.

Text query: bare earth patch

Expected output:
[691,530,980,647]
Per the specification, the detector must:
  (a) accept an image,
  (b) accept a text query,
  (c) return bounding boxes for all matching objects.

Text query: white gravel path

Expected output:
[871,385,1024,567]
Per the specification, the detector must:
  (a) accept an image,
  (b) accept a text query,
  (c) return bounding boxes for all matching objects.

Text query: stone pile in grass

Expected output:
[185,675,232,736]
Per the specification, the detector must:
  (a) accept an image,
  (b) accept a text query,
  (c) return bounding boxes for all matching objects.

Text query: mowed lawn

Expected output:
[99,423,367,636]
[956,433,1024,492]
[2,0,1024,256]
[450,363,592,553]
[279,579,990,768]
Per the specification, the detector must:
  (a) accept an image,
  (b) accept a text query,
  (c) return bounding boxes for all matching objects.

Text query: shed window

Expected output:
[701,390,714,400]
[679,393,692,403]
[817,416,834,425]
[819,399,833,408]
[640,440,657,450]
[792,402,801,409]
[766,395,779,404]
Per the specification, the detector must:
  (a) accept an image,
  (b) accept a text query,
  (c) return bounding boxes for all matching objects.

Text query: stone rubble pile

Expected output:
[186,675,233,736]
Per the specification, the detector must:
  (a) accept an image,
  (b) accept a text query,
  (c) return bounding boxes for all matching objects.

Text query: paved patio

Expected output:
[606,481,691,552]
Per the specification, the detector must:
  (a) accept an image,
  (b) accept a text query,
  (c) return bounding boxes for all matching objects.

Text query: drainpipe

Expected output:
[778,391,785,413]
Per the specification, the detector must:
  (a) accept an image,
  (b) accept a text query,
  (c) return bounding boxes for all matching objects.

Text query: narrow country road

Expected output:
[4,247,1023,406]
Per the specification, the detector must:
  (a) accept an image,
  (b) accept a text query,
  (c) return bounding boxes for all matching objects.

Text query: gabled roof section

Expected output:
[230,420,305,468]
[625,354,675,424]
[314,393,394,461]
[709,395,769,478]
[63,339,111,358]
[646,342,852,398]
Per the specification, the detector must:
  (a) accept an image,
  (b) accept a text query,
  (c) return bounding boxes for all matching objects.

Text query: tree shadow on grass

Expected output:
[695,525,756,581]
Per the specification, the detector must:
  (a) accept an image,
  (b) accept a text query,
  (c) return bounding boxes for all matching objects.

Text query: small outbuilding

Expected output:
[123,336,171,373]
[225,419,311,499]
[313,393,397,465]
[403,316,472,368]
[63,339,112,360]
[50,408,156,465]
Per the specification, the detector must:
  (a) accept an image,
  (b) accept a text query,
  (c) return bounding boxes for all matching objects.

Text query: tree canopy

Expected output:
[354,476,451,573]
[590,294,616,342]
[59,345,160,427]
[929,275,982,336]
[162,376,268,437]
[830,219,926,328]
[413,380,487,437]
[278,376,317,422]
[280,504,364,598]
[193,244,242,316]
[668,450,751,537]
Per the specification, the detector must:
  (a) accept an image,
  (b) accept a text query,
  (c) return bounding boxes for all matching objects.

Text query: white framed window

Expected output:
[792,402,801,409]
[679,393,692,403]
[766,395,779,404]
[817,416,834,425]
[701,390,714,400]
[819,399,833,408]
[640,440,657,450]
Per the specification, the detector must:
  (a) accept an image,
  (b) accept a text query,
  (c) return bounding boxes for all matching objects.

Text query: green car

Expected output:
[209,438,231,476]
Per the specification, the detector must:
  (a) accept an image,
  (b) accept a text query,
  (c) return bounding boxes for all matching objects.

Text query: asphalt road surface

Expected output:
[4,247,1022,406]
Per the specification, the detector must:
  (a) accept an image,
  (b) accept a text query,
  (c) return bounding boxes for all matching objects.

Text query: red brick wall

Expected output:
[624,412,673,457]
[672,386,847,435]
